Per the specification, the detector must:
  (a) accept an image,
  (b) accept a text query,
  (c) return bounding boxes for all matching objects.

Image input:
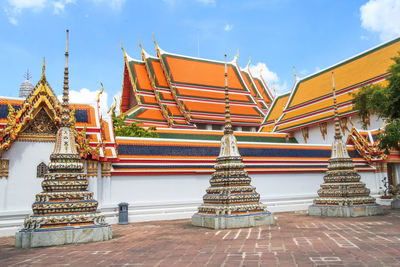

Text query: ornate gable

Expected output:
[0,61,62,151]
[18,108,58,142]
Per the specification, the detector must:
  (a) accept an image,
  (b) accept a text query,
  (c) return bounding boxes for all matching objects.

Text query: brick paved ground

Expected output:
[1,208,400,266]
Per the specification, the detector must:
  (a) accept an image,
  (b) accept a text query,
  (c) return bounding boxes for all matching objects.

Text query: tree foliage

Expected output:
[352,52,400,152]
[112,114,158,138]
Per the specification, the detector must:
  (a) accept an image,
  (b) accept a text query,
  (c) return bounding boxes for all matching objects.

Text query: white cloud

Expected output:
[58,88,109,117]
[248,62,287,94]
[4,0,124,25]
[224,24,233,32]
[7,0,46,10]
[4,0,75,24]
[91,0,126,10]
[360,0,400,41]
[53,0,74,14]
[195,0,216,5]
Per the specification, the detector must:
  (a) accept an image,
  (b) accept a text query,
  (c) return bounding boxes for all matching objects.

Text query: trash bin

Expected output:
[118,202,129,225]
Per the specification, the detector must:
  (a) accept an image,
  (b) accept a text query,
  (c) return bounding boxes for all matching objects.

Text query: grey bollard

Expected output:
[118,202,129,225]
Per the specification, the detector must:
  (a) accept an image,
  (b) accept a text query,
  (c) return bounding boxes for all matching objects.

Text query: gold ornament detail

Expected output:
[0,159,9,179]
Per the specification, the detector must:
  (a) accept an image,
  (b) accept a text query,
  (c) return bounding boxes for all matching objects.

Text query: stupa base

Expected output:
[15,224,112,248]
[192,211,274,230]
[308,204,384,217]
[392,199,400,209]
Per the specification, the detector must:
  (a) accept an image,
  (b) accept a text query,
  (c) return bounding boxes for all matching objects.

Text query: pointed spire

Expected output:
[153,32,160,54]
[246,56,251,69]
[40,57,46,83]
[97,82,104,103]
[138,37,145,58]
[24,69,31,80]
[224,54,233,135]
[331,72,342,139]
[121,39,128,60]
[233,49,239,62]
[293,66,300,82]
[61,29,70,126]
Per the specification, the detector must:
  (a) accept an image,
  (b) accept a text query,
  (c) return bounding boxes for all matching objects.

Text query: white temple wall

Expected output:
[98,170,380,225]
[1,142,53,211]
[292,114,383,144]
[0,141,54,237]
[0,141,382,236]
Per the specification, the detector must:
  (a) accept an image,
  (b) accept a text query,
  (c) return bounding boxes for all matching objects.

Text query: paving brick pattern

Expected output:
[1,208,400,266]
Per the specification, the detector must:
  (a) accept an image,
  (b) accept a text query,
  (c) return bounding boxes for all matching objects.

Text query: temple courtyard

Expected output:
[0,208,399,266]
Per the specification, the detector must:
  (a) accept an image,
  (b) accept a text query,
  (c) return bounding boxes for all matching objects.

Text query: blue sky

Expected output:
[1,0,400,113]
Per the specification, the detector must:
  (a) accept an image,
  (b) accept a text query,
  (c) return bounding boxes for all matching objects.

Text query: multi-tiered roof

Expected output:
[274,37,400,133]
[120,41,274,129]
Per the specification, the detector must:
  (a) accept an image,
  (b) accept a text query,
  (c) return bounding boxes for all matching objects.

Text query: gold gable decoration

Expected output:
[301,127,309,143]
[340,117,349,135]
[18,109,58,142]
[319,122,327,140]
[346,126,387,163]
[75,125,102,160]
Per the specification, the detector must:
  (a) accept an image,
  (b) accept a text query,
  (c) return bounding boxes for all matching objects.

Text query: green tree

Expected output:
[112,114,158,138]
[353,52,400,153]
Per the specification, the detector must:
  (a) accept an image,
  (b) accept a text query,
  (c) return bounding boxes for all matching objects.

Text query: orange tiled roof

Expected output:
[275,37,400,132]
[260,93,290,132]
[121,55,169,128]
[158,51,265,126]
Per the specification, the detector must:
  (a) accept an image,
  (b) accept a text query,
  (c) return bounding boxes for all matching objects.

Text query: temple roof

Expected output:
[260,92,290,132]
[0,73,117,161]
[158,50,265,126]
[275,37,400,132]
[121,44,274,128]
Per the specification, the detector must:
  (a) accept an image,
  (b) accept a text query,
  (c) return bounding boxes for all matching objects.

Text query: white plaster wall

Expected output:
[109,174,209,206]
[293,114,383,144]
[1,141,54,212]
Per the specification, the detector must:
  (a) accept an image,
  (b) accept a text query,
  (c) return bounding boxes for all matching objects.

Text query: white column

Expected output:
[0,178,7,211]
[102,177,112,205]
[395,164,400,184]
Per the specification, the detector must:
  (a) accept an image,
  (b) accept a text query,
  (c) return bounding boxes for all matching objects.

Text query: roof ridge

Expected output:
[298,36,400,82]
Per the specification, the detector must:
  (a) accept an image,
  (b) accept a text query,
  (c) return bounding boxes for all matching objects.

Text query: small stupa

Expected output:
[192,55,274,229]
[19,70,34,98]
[15,30,112,248]
[308,72,383,217]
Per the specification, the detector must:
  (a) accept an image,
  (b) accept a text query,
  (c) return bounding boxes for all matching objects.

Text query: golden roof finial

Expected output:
[120,39,127,60]
[108,97,117,115]
[233,49,239,62]
[246,56,251,69]
[138,37,145,58]
[153,32,160,52]
[273,84,277,96]
[97,82,104,104]
[293,66,297,78]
